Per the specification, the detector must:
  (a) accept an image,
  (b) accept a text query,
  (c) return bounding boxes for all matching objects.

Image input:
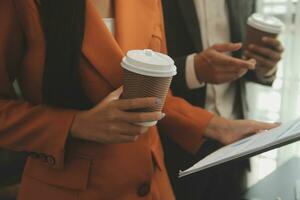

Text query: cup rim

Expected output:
[247,13,284,34]
[121,58,177,77]
[121,50,177,77]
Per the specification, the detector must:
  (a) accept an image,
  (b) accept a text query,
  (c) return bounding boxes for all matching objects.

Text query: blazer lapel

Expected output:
[82,0,156,89]
[82,0,123,89]
[115,0,157,53]
[177,0,202,51]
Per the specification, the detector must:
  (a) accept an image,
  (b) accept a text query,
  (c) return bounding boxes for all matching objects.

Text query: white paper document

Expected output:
[179,118,300,178]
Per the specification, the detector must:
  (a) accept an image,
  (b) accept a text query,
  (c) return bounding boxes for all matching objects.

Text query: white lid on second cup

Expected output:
[121,49,177,77]
[248,13,284,34]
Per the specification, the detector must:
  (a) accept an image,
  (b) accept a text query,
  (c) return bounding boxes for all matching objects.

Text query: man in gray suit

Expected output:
[161,0,284,199]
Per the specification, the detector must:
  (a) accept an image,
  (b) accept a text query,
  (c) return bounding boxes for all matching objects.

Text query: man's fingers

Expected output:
[215,53,256,70]
[212,43,242,53]
[244,50,276,70]
[262,37,284,52]
[112,97,160,110]
[248,44,281,61]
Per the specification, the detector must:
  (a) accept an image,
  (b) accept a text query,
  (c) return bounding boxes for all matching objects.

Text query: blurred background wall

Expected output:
[247,0,300,187]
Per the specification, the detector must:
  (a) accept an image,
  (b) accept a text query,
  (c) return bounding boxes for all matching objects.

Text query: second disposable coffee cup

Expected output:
[244,13,284,49]
[121,49,177,127]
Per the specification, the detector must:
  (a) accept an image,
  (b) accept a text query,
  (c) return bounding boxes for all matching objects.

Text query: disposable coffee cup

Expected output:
[244,13,284,49]
[121,49,177,127]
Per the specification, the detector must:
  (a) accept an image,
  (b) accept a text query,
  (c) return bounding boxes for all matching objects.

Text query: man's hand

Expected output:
[244,37,284,77]
[204,116,278,145]
[194,43,256,84]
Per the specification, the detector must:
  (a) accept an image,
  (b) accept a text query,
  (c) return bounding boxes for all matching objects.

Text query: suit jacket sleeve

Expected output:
[244,70,276,86]
[157,0,214,154]
[171,54,208,107]
[0,0,77,170]
[172,56,190,92]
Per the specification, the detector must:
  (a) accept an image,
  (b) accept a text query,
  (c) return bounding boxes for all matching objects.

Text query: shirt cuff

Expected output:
[255,65,277,83]
[185,54,206,89]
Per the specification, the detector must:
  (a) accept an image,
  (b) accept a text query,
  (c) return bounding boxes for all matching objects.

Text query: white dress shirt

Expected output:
[103,18,115,36]
[186,0,239,119]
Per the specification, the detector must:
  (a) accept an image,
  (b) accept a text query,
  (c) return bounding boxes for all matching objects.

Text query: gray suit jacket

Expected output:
[163,0,274,117]
[160,1,276,199]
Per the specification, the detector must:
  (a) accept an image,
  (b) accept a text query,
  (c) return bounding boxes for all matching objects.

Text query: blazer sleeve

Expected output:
[157,0,214,154]
[0,0,77,170]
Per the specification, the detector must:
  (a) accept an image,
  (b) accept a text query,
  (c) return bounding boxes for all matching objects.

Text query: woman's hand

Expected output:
[71,87,164,144]
[204,116,278,145]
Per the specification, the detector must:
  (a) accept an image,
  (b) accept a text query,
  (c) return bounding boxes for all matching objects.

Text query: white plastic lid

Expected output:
[121,49,177,77]
[248,13,284,34]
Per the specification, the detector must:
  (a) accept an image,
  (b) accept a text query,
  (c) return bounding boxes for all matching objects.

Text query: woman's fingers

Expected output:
[121,111,164,123]
[109,135,139,143]
[247,120,279,133]
[108,123,150,143]
[235,120,278,138]
[110,122,149,136]
[107,86,124,100]
[72,89,164,145]
[112,97,160,111]
[221,119,278,145]
[95,86,124,109]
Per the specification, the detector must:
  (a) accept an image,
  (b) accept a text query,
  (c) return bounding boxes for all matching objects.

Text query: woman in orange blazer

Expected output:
[0,0,276,199]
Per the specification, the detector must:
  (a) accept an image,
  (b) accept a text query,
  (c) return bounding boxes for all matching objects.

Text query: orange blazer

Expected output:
[0,0,213,199]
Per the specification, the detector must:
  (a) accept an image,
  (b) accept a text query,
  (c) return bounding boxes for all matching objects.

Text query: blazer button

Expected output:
[137,183,151,197]
[46,155,56,166]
